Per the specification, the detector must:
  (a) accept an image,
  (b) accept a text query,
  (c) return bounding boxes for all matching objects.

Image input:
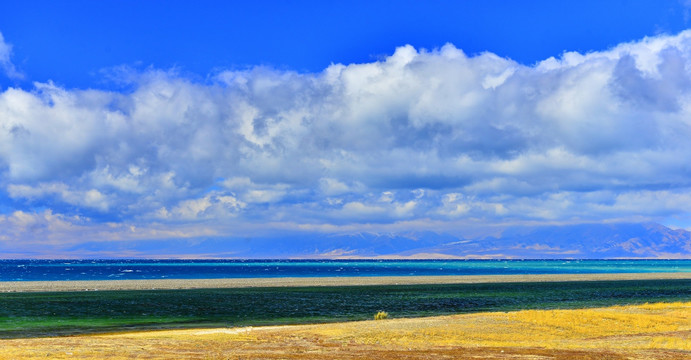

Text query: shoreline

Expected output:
[1,272,689,293]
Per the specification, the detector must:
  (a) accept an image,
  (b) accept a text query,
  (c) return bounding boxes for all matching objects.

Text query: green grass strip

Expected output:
[0,279,688,338]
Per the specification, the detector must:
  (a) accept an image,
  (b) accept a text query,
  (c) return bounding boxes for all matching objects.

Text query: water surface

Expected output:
[1,259,689,281]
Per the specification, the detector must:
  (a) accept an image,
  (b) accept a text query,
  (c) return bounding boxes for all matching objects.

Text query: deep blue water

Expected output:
[0,259,689,281]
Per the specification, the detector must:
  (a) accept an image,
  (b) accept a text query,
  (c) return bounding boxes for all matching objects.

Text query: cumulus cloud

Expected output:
[8,182,110,211]
[154,193,245,221]
[0,210,221,254]
[2,31,691,245]
[0,32,22,79]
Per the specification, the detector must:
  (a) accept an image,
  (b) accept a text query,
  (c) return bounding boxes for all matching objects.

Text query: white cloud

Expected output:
[8,182,110,211]
[242,189,285,203]
[155,193,246,221]
[438,193,471,217]
[0,209,223,254]
[393,200,417,217]
[319,177,352,196]
[221,177,289,204]
[0,32,22,79]
[340,201,386,218]
[2,30,691,242]
[378,191,394,203]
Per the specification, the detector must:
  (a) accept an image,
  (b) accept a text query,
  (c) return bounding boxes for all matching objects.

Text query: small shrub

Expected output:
[374,311,389,320]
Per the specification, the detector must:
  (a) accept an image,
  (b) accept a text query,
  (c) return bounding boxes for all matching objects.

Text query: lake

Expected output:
[1,259,689,281]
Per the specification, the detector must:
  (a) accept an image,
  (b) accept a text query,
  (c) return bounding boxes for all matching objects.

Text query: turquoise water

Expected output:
[1,259,689,281]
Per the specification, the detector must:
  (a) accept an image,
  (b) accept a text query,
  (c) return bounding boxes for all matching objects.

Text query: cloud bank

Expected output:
[2,31,691,249]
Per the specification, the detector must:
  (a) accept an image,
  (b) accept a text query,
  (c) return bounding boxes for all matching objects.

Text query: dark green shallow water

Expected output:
[0,279,689,338]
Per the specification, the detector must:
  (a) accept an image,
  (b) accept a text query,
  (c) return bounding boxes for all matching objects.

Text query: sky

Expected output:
[2,1,691,257]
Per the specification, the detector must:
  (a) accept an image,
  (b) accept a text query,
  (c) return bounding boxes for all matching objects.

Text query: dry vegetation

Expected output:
[1,302,689,359]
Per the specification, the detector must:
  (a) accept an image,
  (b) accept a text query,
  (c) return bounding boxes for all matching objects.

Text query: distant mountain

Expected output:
[265,222,690,259]
[412,223,691,259]
[203,231,459,258]
[68,223,691,259]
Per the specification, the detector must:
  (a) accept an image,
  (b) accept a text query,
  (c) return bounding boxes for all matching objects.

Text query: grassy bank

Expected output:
[0,279,689,338]
[1,302,690,359]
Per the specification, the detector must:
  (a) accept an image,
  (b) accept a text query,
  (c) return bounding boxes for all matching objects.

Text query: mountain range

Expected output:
[67,222,691,259]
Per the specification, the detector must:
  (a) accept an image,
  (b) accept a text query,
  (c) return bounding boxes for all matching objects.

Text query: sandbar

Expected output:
[1,272,689,292]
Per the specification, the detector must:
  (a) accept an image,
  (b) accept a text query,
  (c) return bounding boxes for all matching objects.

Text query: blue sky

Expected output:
[2,0,689,89]
[2,1,691,257]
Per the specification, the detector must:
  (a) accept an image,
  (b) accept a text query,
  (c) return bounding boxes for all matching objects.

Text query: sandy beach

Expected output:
[1,272,689,292]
